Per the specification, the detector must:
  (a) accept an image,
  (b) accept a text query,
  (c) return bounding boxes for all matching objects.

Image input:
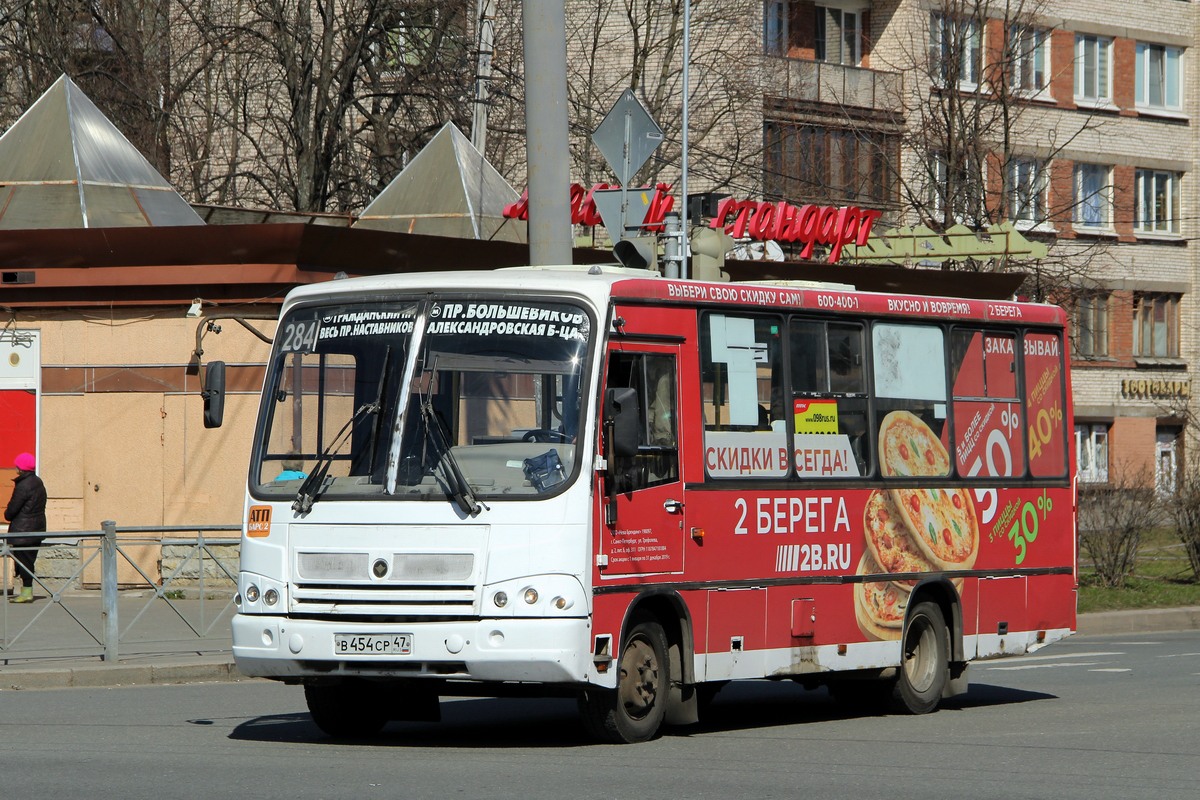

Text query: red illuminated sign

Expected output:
[502,183,676,232]
[502,184,882,263]
[708,198,882,262]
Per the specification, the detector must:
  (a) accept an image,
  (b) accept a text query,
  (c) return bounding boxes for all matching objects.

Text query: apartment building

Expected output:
[758,0,1199,491]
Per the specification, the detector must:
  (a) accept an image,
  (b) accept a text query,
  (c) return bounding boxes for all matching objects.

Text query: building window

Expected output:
[1073,163,1112,229]
[1010,25,1049,93]
[930,12,981,88]
[1009,157,1047,224]
[1135,42,1183,111]
[1076,423,1109,483]
[764,0,788,56]
[1132,293,1180,358]
[816,6,861,65]
[1074,34,1111,103]
[1135,169,1180,235]
[1072,293,1109,358]
[764,121,896,207]
[930,151,984,225]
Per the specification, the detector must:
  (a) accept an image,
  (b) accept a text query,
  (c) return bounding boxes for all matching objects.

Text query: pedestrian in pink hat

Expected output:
[6,452,47,603]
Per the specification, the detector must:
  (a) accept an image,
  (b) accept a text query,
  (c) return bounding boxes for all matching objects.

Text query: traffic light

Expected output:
[690,226,732,281]
[613,236,658,269]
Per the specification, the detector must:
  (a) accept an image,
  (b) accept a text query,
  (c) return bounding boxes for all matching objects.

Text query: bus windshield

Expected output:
[252,297,592,506]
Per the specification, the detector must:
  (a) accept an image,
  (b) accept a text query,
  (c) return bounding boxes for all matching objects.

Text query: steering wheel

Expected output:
[522,429,571,443]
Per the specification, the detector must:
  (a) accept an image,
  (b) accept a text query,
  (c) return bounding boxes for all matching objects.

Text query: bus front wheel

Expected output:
[305,680,388,738]
[893,601,949,714]
[579,621,669,743]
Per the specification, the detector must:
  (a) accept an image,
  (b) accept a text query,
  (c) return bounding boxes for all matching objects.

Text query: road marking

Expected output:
[992,651,1123,663]
[1157,652,1200,659]
[1088,668,1131,673]
[987,661,1105,671]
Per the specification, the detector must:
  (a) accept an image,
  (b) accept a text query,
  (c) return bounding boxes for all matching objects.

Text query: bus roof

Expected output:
[279,265,1067,327]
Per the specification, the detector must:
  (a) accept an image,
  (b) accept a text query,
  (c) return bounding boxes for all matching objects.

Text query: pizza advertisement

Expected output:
[950,331,1025,481]
[1023,332,1067,477]
[857,410,981,639]
[686,324,1074,645]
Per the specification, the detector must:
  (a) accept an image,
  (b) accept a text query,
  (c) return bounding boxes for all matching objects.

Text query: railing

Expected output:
[762,55,903,113]
[1,522,240,665]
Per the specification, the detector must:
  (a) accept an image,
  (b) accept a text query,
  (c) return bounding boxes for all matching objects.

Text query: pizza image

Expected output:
[853,551,906,641]
[890,486,979,571]
[878,410,950,477]
[863,488,936,590]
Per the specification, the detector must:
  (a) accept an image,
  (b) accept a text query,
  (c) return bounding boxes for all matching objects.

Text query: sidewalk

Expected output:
[3,593,1199,691]
[1,590,239,691]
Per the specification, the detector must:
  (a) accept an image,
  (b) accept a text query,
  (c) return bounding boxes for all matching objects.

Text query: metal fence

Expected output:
[1,522,239,665]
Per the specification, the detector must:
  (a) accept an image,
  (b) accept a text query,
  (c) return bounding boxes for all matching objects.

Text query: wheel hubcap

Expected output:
[618,638,659,719]
[903,616,936,693]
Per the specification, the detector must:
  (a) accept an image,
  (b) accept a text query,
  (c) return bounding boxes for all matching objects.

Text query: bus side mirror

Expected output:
[203,361,226,429]
[604,387,640,458]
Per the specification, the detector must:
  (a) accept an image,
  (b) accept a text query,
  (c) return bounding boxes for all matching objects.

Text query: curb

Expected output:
[1076,605,1200,636]
[1,658,244,691]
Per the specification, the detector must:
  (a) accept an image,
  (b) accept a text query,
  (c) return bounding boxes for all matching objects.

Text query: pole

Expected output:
[522,0,573,265]
[101,520,119,662]
[680,0,691,279]
[471,0,496,152]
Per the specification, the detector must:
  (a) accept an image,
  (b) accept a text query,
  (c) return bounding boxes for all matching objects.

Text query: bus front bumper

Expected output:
[232,614,599,685]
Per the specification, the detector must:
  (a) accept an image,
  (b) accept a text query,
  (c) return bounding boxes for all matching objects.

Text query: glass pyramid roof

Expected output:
[0,74,203,228]
[355,122,526,243]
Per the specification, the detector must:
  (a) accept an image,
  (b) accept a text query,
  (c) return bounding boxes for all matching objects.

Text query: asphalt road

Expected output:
[1,631,1196,800]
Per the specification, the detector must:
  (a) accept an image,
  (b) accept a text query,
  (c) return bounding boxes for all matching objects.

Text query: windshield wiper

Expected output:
[364,345,392,471]
[419,391,481,517]
[292,349,393,514]
[292,399,378,514]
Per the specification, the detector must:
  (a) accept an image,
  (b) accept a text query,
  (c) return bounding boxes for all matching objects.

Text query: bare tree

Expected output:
[1078,464,1161,588]
[0,1,180,173]
[481,0,766,203]
[0,1,475,214]
[185,0,473,212]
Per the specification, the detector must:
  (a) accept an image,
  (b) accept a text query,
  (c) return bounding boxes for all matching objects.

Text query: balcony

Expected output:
[762,56,902,115]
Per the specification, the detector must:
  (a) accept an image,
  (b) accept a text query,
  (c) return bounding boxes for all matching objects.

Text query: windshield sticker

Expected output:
[318,309,416,340]
[429,303,588,341]
[794,398,839,434]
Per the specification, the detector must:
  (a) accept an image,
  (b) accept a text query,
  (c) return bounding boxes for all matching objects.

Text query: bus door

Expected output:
[599,344,687,576]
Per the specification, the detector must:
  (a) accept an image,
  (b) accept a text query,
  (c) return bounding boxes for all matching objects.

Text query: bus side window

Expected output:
[605,352,679,490]
[950,329,1025,480]
[789,320,871,477]
[701,313,783,431]
[871,323,950,477]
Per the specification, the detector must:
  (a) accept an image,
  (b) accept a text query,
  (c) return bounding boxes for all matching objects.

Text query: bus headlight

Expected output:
[245,584,261,603]
[484,575,585,617]
[264,588,279,606]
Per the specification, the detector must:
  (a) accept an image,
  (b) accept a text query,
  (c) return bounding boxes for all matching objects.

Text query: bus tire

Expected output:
[578,621,669,743]
[892,601,949,715]
[305,680,388,738]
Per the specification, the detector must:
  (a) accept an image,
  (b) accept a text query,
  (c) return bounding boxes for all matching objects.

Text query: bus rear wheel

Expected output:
[892,601,949,714]
[305,680,388,738]
[579,621,669,743]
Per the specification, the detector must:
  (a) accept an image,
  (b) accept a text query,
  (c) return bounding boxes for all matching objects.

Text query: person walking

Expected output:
[6,452,47,604]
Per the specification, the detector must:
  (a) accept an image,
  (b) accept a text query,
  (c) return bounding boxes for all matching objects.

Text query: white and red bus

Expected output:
[214,265,1076,743]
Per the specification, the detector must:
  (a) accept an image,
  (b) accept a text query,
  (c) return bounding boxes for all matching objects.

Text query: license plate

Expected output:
[334,633,412,656]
